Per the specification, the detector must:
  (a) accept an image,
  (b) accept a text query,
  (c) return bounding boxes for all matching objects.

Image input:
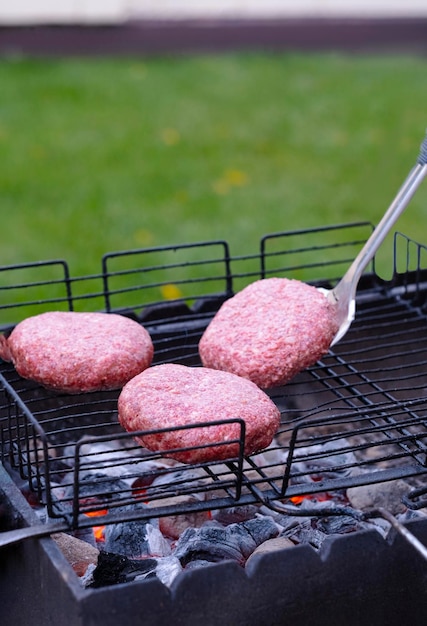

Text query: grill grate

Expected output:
[1,222,427,532]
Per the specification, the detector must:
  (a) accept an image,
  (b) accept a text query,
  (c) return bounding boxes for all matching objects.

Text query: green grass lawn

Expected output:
[1,51,427,288]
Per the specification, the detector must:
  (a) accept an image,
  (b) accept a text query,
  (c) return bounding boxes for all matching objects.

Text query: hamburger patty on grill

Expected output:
[118,363,281,463]
[198,277,339,388]
[0,311,154,393]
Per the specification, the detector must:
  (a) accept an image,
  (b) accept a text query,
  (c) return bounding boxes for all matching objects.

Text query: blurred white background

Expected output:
[1,1,427,25]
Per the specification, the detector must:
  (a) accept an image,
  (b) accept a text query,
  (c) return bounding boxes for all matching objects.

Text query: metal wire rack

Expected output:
[1,222,427,532]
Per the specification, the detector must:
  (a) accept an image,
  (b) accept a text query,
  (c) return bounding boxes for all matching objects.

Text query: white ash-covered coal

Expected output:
[8,434,427,590]
[173,516,279,567]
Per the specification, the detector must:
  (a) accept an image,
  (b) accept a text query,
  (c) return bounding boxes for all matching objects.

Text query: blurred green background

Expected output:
[1,51,427,283]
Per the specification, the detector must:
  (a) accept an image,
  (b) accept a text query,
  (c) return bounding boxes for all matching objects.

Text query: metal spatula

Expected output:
[323,131,427,346]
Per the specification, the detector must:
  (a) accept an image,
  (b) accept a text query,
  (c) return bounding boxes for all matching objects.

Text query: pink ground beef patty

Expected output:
[118,363,281,464]
[198,277,339,388]
[0,311,154,393]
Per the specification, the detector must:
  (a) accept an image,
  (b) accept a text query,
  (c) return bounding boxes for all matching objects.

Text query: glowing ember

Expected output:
[290,493,335,505]
[84,509,108,543]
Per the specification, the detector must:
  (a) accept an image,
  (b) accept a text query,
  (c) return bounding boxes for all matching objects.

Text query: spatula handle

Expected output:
[342,131,427,288]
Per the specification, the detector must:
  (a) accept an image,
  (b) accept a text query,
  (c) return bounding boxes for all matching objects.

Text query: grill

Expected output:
[2,221,427,528]
[0,224,427,529]
[1,222,427,625]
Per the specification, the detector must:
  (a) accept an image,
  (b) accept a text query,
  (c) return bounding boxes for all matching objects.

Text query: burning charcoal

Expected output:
[86,551,182,589]
[64,441,168,486]
[315,515,362,535]
[245,536,294,568]
[245,442,287,478]
[80,563,97,587]
[272,511,329,548]
[173,524,241,564]
[63,472,132,510]
[292,439,358,483]
[104,512,171,559]
[183,559,215,571]
[286,502,389,539]
[274,513,305,535]
[360,517,391,539]
[152,555,182,588]
[145,522,172,557]
[269,499,336,535]
[173,516,279,566]
[130,555,182,588]
[213,504,259,525]
[295,525,328,549]
[347,479,410,515]
[149,466,208,492]
[88,551,158,588]
[52,532,100,577]
[145,466,212,539]
[148,495,211,540]
[208,445,286,498]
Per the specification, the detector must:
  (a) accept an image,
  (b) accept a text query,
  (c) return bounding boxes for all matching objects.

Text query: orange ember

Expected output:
[84,509,108,543]
[132,486,148,501]
[131,474,157,503]
[84,509,108,517]
[290,495,306,505]
[290,493,332,505]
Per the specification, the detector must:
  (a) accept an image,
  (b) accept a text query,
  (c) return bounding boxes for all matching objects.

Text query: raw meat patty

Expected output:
[118,363,281,463]
[0,311,154,393]
[198,277,339,388]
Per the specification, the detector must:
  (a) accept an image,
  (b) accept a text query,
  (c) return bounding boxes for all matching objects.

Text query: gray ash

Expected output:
[173,516,279,566]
